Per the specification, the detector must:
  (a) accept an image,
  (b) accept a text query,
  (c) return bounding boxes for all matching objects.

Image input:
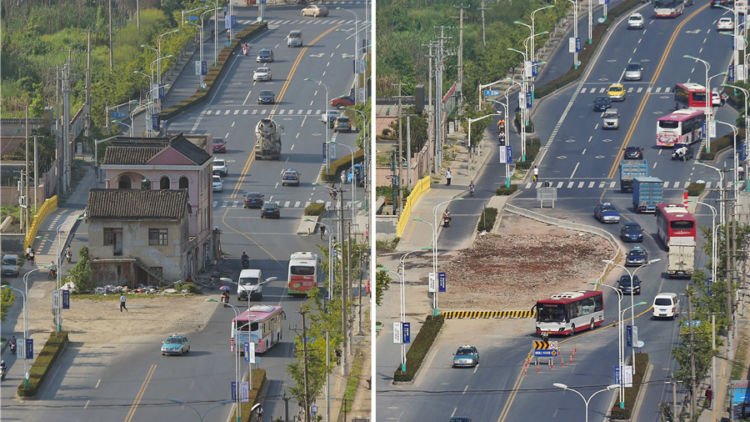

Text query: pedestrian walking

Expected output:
[120,294,128,312]
[705,385,713,409]
[446,168,452,186]
[533,165,539,183]
[320,224,326,240]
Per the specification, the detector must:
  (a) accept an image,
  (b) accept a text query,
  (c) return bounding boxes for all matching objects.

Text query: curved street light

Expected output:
[553,383,619,422]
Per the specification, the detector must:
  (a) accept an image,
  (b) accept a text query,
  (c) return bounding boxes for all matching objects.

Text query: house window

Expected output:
[148,228,168,246]
[104,228,116,245]
[160,176,170,189]
[118,175,132,189]
[179,176,189,190]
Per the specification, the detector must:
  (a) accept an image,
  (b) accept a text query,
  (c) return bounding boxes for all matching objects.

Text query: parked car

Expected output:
[602,108,620,130]
[330,95,355,108]
[161,335,191,356]
[212,158,228,177]
[253,66,272,82]
[287,30,303,47]
[624,146,644,160]
[624,63,643,81]
[452,345,479,368]
[618,274,642,295]
[593,96,612,112]
[243,192,265,209]
[627,13,644,29]
[1,254,20,277]
[212,175,224,192]
[594,202,621,223]
[212,138,227,153]
[333,116,352,132]
[281,168,301,186]
[258,90,276,105]
[607,83,626,101]
[625,246,649,267]
[620,222,644,242]
[256,48,274,63]
[261,202,281,219]
[301,4,329,17]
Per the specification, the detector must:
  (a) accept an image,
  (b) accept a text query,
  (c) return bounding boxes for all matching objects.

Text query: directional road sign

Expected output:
[534,349,557,357]
[533,340,550,350]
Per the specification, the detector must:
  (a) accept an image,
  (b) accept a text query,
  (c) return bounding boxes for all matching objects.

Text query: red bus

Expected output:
[674,82,707,109]
[655,203,697,248]
[656,108,705,147]
[654,0,685,18]
[287,252,321,295]
[535,290,604,336]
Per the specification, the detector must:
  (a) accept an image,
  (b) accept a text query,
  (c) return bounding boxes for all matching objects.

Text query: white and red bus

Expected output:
[535,290,604,336]
[656,108,705,147]
[674,82,707,109]
[656,203,697,248]
[287,252,321,295]
[231,305,285,354]
[654,0,685,18]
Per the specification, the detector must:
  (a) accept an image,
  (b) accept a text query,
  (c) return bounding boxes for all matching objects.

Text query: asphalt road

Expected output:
[0,3,367,422]
[379,3,738,422]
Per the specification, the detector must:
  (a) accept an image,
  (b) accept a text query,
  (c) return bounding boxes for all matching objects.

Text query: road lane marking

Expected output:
[85,400,90,409]
[124,363,157,422]
[570,162,580,179]
[607,2,709,179]
[95,378,101,389]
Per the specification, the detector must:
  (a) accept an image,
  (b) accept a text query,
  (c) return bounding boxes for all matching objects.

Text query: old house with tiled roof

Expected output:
[87,189,191,286]
[98,134,216,278]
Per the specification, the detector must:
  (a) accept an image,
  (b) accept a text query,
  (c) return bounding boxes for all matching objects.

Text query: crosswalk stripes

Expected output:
[579,85,673,95]
[201,108,322,117]
[523,180,731,190]
[212,199,362,209]
[263,18,357,26]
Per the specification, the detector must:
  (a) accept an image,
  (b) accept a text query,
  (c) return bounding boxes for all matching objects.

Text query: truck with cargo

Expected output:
[254,118,282,160]
[632,176,663,213]
[619,160,649,193]
[667,237,695,279]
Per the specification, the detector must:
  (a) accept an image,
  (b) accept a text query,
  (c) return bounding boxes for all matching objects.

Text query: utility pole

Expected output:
[282,390,290,422]
[108,0,113,70]
[724,166,733,332]
[62,53,71,194]
[300,310,311,422]
[688,291,697,419]
[397,82,403,215]
[480,0,487,46]
[85,30,91,139]
[338,187,348,376]
[455,5,468,116]
[24,107,30,231]
[406,115,412,189]
[33,136,38,212]
[423,42,435,174]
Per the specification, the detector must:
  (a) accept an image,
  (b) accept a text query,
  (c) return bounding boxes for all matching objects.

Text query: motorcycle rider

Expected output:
[1,360,6,380]
[9,336,16,354]
[241,251,250,268]
[673,144,689,161]
[221,290,230,304]
[65,247,72,264]
[469,181,475,196]
[442,210,452,227]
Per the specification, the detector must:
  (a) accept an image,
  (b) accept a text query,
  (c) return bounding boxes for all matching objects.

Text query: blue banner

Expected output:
[151,114,160,131]
[626,325,633,347]
[438,272,446,292]
[62,290,70,309]
[575,37,582,53]
[25,338,33,359]
[402,322,411,344]
[507,146,513,164]
[730,64,735,83]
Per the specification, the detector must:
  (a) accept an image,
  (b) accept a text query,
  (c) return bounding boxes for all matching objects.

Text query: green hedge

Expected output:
[393,315,444,382]
[160,23,268,120]
[687,182,706,197]
[231,368,267,422]
[515,137,541,169]
[477,207,498,232]
[18,331,69,397]
[321,149,365,183]
[304,203,326,216]
[698,128,746,161]
[496,185,519,196]
[1,287,15,322]
[609,353,649,420]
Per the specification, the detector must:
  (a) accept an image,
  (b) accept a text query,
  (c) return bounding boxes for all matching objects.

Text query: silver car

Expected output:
[624,63,643,81]
[602,108,620,130]
[287,30,303,47]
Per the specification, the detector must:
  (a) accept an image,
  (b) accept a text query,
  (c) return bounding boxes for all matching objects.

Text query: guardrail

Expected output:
[24,195,59,250]
[396,175,431,237]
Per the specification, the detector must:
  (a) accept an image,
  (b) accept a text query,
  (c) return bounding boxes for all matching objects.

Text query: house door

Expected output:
[113,229,123,256]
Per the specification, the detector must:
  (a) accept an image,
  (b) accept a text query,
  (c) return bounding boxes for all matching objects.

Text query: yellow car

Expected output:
[607,83,626,102]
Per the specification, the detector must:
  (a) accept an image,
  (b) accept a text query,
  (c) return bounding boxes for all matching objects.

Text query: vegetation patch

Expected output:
[393,315,444,382]
[375,238,400,253]
[698,129,745,161]
[687,182,706,197]
[304,203,326,216]
[340,348,365,416]
[1,288,15,321]
[231,368,266,422]
[609,353,649,420]
[18,331,69,397]
[320,149,365,183]
[477,207,498,232]
[515,137,541,169]
[496,185,519,196]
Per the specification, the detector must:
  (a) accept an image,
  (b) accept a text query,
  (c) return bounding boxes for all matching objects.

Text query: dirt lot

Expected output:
[439,215,616,310]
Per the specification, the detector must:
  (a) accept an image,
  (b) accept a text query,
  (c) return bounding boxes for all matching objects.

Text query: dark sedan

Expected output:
[258,90,276,105]
[330,95,355,108]
[618,274,641,295]
[593,96,611,112]
[620,222,644,242]
[624,146,644,160]
[260,202,280,219]
[212,138,227,153]
[625,246,649,267]
[243,192,264,209]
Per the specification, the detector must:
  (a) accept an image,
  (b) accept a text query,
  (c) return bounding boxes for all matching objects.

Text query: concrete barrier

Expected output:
[24,195,58,250]
[396,176,431,237]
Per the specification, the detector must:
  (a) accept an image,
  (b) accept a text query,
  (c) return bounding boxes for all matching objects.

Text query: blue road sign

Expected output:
[614,365,620,384]
[231,15,237,28]
[159,85,165,100]
[438,272,446,292]
[576,37,582,52]
[322,142,328,162]
[730,64,735,83]
[534,349,557,357]
[231,381,237,400]
[188,15,199,22]
[627,325,633,347]
[532,61,539,77]
[25,338,33,359]
[151,114,160,131]
[402,322,411,344]
[110,111,126,119]
[507,145,513,164]
[244,342,250,362]
[62,290,70,309]
[483,89,501,96]
[526,91,532,109]
[201,60,208,76]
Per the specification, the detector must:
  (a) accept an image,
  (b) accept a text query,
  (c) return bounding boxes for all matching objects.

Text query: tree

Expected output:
[375,270,391,306]
[67,246,93,293]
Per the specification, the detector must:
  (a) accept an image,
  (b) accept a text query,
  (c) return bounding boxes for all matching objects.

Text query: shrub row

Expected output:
[515,137,542,170]
[160,23,267,120]
[496,185,519,196]
[477,207,498,232]
[304,203,326,216]
[698,128,746,161]
[393,315,444,382]
[1,287,15,322]
[687,182,706,197]
[320,149,365,183]
[18,331,69,397]
[231,368,267,422]
[514,111,534,134]
[609,353,649,420]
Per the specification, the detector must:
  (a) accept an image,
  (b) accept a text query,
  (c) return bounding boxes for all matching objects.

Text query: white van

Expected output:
[237,269,277,301]
[653,293,680,319]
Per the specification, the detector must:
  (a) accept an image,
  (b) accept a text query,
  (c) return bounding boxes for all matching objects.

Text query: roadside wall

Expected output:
[396,175,430,237]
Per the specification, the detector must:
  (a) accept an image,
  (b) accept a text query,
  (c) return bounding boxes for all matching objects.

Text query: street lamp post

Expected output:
[683,55,712,152]
[94,135,120,183]
[467,113,502,162]
[329,141,359,226]
[568,0,579,69]
[696,201,718,287]
[594,281,625,408]
[478,78,508,111]
[199,9,221,87]
[306,78,331,172]
[337,7,359,104]
[723,83,750,188]
[3,285,30,389]
[212,300,242,422]
[715,120,739,203]
[604,259,661,375]
[155,28,179,108]
[344,106,370,211]
[503,77,527,161]
[696,161,726,226]
[398,248,430,372]
[492,99,512,188]
[553,383,620,422]
[430,198,463,316]
[168,399,234,422]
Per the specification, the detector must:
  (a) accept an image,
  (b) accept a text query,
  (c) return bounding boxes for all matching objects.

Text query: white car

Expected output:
[212,158,228,177]
[712,90,727,107]
[321,110,340,127]
[717,17,734,31]
[253,67,272,82]
[627,13,644,29]
[601,108,620,130]
[212,175,224,192]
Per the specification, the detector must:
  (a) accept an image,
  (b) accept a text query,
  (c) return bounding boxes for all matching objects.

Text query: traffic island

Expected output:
[17,331,69,398]
[230,368,266,422]
[296,202,325,235]
[609,353,650,421]
[392,314,445,384]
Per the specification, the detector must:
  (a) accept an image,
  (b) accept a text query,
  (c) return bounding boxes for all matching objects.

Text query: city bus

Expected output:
[287,252,321,295]
[656,108,705,147]
[230,305,285,354]
[654,0,685,18]
[656,203,697,248]
[535,290,604,336]
[674,82,707,109]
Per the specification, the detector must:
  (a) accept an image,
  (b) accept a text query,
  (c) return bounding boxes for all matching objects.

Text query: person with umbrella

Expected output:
[219,285,231,304]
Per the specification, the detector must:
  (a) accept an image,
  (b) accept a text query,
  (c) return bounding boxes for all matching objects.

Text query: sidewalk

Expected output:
[1,161,96,388]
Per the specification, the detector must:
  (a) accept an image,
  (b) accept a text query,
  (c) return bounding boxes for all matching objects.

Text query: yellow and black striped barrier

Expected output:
[442,310,536,319]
